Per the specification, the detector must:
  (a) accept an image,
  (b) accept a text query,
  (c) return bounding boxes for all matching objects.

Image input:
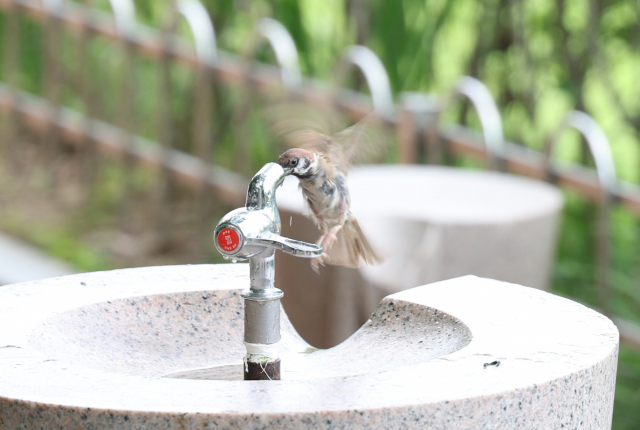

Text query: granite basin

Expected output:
[28,278,471,381]
[0,264,619,429]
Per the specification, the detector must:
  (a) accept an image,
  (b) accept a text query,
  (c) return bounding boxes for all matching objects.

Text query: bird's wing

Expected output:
[264,101,388,173]
[331,113,388,172]
[263,101,345,144]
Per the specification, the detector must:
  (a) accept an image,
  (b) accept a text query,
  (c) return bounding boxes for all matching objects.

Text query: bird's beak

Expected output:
[283,167,293,175]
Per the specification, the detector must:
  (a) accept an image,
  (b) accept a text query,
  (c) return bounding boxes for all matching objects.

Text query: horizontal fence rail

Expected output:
[1,0,639,350]
[0,83,248,205]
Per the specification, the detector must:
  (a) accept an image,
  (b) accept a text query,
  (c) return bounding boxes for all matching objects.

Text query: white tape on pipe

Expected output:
[244,341,279,359]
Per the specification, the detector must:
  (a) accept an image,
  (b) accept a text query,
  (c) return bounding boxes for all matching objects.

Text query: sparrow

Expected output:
[277,130,381,273]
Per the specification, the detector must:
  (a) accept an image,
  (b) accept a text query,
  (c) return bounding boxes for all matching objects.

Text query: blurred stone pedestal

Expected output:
[0,231,75,285]
[276,165,563,348]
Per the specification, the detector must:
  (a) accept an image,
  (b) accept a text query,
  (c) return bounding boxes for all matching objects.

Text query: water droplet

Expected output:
[231,258,237,263]
[222,255,229,261]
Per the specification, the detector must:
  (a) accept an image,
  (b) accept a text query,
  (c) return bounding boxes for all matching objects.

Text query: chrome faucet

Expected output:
[214,162,322,380]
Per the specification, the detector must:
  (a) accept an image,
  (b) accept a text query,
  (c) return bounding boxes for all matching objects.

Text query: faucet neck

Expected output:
[249,253,276,291]
[246,163,285,211]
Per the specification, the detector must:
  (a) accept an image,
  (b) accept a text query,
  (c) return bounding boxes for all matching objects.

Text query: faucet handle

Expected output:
[246,233,323,258]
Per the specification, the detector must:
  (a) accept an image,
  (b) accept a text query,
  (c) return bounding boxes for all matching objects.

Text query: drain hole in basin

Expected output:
[163,364,244,381]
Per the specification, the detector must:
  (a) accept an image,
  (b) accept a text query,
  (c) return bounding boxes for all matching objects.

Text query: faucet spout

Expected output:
[246,163,285,213]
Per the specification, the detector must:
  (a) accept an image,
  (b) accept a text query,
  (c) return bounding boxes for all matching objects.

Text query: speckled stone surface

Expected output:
[0,264,618,429]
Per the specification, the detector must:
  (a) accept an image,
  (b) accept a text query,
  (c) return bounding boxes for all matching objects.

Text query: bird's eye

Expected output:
[290,159,298,167]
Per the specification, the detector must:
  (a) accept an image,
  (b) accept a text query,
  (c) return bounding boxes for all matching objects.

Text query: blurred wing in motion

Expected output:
[265,101,389,173]
[264,101,344,143]
[332,113,388,170]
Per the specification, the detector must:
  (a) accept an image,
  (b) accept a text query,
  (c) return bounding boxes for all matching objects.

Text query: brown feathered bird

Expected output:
[275,116,383,273]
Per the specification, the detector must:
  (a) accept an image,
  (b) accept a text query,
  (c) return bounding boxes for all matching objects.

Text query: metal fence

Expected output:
[1,0,640,347]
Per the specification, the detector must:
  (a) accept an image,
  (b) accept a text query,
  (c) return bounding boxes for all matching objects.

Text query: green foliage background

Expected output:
[2,0,640,427]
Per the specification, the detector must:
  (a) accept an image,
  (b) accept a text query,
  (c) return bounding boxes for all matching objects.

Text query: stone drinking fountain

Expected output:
[0,163,618,429]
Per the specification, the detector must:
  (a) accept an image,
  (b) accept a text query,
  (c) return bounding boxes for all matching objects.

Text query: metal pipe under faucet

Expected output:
[214,163,322,380]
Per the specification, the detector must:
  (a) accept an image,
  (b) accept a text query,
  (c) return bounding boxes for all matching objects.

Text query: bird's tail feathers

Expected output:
[325,218,381,268]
